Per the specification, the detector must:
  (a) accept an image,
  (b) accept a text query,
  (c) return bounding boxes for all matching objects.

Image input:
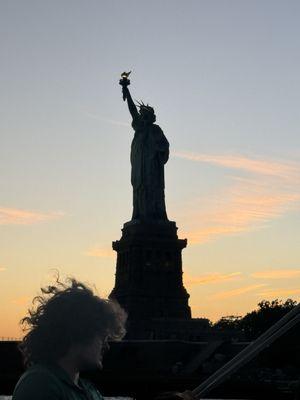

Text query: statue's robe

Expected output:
[131,118,169,220]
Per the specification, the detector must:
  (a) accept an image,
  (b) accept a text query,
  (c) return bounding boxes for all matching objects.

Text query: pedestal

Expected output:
[110,219,191,338]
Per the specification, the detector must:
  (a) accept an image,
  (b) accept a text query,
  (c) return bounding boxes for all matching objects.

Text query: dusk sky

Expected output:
[1,0,300,338]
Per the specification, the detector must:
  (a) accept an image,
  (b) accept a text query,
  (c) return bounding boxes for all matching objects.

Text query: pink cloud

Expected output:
[0,207,64,225]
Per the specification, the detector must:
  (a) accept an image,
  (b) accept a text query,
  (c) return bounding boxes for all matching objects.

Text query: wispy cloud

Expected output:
[11,296,31,306]
[83,111,130,127]
[183,181,299,244]
[185,226,241,244]
[173,152,300,244]
[0,207,64,225]
[0,267,6,272]
[84,246,114,258]
[173,152,299,180]
[258,288,300,298]
[209,284,268,300]
[251,269,300,279]
[184,272,241,286]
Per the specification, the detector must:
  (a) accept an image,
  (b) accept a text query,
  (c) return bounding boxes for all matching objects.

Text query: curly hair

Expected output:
[18,275,127,367]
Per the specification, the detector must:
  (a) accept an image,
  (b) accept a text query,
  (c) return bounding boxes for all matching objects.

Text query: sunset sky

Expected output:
[1,1,300,338]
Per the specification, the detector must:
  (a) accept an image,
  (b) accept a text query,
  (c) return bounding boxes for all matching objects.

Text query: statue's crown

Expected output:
[137,100,154,114]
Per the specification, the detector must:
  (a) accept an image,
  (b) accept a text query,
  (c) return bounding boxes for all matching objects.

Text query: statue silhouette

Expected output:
[120,75,169,221]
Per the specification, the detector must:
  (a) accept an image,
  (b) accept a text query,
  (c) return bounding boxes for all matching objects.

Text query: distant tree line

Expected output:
[212,299,298,340]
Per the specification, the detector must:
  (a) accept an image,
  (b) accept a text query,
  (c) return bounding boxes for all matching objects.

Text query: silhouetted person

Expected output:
[12,276,127,400]
[120,75,169,221]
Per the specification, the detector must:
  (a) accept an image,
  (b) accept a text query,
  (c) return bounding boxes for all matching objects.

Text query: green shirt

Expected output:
[12,363,104,400]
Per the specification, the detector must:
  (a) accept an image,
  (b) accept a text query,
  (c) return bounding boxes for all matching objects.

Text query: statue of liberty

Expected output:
[119,72,169,221]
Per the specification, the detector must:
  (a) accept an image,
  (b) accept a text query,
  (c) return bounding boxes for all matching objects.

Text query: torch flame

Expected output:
[121,71,131,79]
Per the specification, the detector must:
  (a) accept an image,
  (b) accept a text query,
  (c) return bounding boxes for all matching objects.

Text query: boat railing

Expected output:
[192,302,300,399]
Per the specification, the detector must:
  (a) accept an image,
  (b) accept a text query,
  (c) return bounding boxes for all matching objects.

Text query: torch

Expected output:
[119,71,131,101]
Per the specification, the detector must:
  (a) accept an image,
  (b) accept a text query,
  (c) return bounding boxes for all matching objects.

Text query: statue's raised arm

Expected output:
[119,71,139,121]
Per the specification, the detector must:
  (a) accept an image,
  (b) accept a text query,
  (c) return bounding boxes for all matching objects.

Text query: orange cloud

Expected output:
[11,296,31,306]
[258,288,300,297]
[183,190,299,244]
[209,284,267,300]
[184,272,241,286]
[173,152,299,179]
[0,267,6,272]
[186,226,244,244]
[251,269,300,279]
[84,246,114,258]
[179,171,300,244]
[0,207,64,225]
[172,152,300,244]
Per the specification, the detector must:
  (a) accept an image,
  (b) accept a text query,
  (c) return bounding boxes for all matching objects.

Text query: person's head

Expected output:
[138,102,156,124]
[19,275,127,370]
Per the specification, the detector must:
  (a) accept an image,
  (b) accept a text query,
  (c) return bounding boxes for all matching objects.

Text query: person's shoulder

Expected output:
[80,378,104,400]
[12,365,63,400]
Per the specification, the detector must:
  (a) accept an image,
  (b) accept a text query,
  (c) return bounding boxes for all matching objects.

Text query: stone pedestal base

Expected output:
[110,219,191,337]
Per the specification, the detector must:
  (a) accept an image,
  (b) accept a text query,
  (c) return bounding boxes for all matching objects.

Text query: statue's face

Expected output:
[140,107,156,124]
